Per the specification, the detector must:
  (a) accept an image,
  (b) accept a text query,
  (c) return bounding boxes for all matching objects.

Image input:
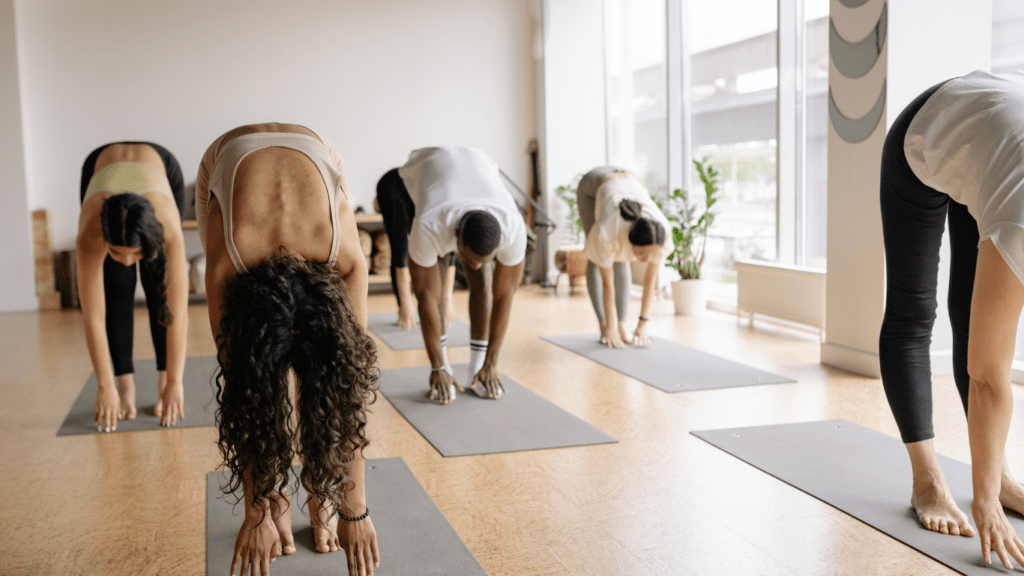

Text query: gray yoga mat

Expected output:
[206,457,486,576]
[541,333,794,392]
[367,312,471,351]
[379,363,617,457]
[57,356,219,436]
[692,419,1024,576]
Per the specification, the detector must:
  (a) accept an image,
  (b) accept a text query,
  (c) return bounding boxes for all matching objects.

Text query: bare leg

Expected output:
[116,373,137,420]
[270,487,296,555]
[907,440,976,536]
[154,370,168,418]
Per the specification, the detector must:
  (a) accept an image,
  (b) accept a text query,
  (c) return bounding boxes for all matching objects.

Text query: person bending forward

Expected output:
[399,146,527,404]
[879,70,1024,569]
[76,141,189,431]
[577,167,670,348]
[197,123,380,576]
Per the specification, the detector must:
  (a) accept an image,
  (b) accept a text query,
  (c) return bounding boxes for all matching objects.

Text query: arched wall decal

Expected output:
[836,0,871,7]
[829,80,886,143]
[829,1,887,79]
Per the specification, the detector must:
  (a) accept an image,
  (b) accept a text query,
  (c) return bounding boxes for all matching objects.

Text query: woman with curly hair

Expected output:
[76,141,189,432]
[197,123,379,576]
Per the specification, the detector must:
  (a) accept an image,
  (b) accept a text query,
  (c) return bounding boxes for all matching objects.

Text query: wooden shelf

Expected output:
[367,273,391,285]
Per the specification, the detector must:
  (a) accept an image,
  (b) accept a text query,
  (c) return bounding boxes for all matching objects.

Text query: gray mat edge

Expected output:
[688,419,979,576]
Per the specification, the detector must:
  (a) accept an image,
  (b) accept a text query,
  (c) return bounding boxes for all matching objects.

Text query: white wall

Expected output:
[13,0,537,254]
[0,0,39,312]
[540,0,607,282]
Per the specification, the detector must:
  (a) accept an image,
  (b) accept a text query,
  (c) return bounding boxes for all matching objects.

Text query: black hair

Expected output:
[100,193,171,325]
[620,199,666,247]
[458,210,501,257]
[214,252,379,522]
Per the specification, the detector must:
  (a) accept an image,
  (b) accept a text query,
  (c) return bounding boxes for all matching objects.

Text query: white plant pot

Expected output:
[671,278,707,316]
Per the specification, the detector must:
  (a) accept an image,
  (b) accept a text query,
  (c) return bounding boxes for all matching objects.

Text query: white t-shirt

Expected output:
[398,146,527,268]
[583,175,672,268]
[905,69,1024,285]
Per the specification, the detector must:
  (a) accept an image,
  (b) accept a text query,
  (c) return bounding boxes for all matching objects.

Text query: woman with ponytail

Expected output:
[577,167,671,348]
[76,142,189,432]
[196,123,379,576]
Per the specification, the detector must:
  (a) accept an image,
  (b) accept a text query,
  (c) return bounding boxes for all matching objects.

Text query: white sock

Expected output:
[440,334,453,376]
[468,339,488,383]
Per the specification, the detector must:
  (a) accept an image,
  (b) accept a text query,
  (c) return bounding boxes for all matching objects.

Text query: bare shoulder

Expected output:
[77,194,105,241]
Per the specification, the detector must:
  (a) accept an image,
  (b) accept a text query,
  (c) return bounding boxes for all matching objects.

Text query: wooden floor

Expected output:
[5,283,1024,575]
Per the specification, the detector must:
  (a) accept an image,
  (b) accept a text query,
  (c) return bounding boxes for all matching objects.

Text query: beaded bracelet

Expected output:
[338,506,370,522]
[638,316,650,322]
[431,365,447,372]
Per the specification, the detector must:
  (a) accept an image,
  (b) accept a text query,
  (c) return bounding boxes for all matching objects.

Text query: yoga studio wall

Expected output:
[3,0,540,311]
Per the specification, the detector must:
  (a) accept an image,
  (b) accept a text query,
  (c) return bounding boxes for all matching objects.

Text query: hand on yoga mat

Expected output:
[428,370,463,404]
[469,362,506,399]
[338,514,380,576]
[158,382,185,426]
[973,500,1024,570]
[94,385,119,432]
[231,509,283,576]
[633,324,652,346]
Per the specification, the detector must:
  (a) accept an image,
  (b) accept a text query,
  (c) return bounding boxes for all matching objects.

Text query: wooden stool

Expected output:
[554,245,587,295]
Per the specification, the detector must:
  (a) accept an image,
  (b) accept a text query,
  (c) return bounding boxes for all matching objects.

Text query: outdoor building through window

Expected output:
[604,0,829,304]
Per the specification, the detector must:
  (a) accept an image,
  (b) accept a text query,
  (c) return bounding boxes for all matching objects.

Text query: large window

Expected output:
[689,1,779,301]
[604,0,669,197]
[604,0,829,304]
[993,0,1024,73]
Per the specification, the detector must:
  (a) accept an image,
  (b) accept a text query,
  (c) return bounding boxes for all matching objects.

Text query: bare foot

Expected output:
[115,374,137,420]
[271,489,296,555]
[617,321,633,345]
[308,496,340,553]
[1000,473,1024,516]
[911,478,976,536]
[598,320,608,345]
[154,370,168,418]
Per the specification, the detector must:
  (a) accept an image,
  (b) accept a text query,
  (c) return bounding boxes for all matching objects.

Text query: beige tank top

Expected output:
[207,132,344,274]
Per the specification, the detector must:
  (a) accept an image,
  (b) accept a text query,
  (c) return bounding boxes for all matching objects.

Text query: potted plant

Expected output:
[555,176,585,245]
[654,158,720,315]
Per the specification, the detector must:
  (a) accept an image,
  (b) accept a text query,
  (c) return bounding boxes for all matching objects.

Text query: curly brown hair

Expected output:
[214,252,378,519]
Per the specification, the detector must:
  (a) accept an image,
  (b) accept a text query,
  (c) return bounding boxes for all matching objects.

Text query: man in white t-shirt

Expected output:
[398,146,527,404]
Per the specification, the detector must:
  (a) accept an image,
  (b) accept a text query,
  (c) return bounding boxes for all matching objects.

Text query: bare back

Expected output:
[200,123,368,341]
[218,124,340,268]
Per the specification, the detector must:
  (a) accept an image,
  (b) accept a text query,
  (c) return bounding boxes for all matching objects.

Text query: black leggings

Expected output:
[878,80,976,444]
[375,168,454,306]
[80,142,185,376]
